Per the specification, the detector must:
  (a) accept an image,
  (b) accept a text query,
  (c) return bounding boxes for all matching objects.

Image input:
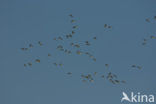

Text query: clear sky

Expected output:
[1,0,156,104]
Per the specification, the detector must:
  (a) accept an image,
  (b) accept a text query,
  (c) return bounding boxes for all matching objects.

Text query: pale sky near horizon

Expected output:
[1,0,156,104]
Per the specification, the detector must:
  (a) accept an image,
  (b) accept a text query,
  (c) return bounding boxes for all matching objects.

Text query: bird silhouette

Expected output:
[69,14,73,18]
[121,92,131,102]
[29,44,33,48]
[38,41,43,46]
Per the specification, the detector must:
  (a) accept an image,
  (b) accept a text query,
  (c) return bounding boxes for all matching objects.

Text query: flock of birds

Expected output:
[143,16,156,45]
[142,35,156,46]
[145,16,156,23]
[20,14,156,85]
[80,64,126,84]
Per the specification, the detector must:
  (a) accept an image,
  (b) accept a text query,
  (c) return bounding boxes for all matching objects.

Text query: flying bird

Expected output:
[58,37,63,40]
[28,62,32,66]
[21,48,25,51]
[137,66,142,70]
[85,41,90,46]
[151,36,156,39]
[21,48,28,51]
[48,53,51,57]
[108,26,112,29]
[131,65,136,68]
[69,14,73,18]
[53,37,57,40]
[104,24,107,28]
[145,18,150,22]
[70,43,74,46]
[115,80,120,84]
[24,64,27,67]
[101,75,105,78]
[72,31,75,35]
[67,72,72,75]
[71,20,75,23]
[29,44,33,48]
[93,58,96,61]
[72,25,78,29]
[38,41,43,46]
[53,63,57,66]
[94,72,97,76]
[59,63,63,67]
[75,44,80,48]
[121,92,131,102]
[93,37,97,40]
[35,59,40,63]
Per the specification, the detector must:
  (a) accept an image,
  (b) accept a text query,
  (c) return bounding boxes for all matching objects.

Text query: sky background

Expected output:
[1,0,156,104]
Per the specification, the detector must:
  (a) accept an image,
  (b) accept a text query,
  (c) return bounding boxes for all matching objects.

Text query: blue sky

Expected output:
[1,0,156,104]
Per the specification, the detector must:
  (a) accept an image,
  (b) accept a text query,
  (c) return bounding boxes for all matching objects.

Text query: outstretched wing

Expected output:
[121,92,131,102]
[123,92,128,97]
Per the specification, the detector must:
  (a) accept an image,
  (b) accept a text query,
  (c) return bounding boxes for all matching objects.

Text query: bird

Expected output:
[143,39,147,41]
[94,72,97,76]
[145,18,150,22]
[71,20,75,23]
[137,66,142,70]
[53,37,57,40]
[104,24,107,28]
[72,25,78,29]
[114,80,120,84]
[48,53,51,57]
[108,26,112,29]
[21,48,25,51]
[66,34,72,39]
[107,72,113,79]
[38,41,43,46]
[90,79,94,82]
[151,36,156,39]
[58,37,63,40]
[35,59,40,63]
[21,48,28,51]
[53,63,57,66]
[28,62,32,66]
[57,45,63,49]
[75,44,80,48]
[67,72,72,75]
[29,44,33,48]
[121,92,131,102]
[85,41,90,46]
[131,65,136,68]
[69,14,73,18]
[142,42,146,45]
[64,49,68,53]
[24,64,27,67]
[101,75,105,78]
[67,51,72,54]
[70,43,74,46]
[68,34,72,38]
[109,79,115,84]
[93,37,97,40]
[93,58,96,61]
[105,64,109,69]
[66,35,70,39]
[59,63,63,67]
[72,31,75,35]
